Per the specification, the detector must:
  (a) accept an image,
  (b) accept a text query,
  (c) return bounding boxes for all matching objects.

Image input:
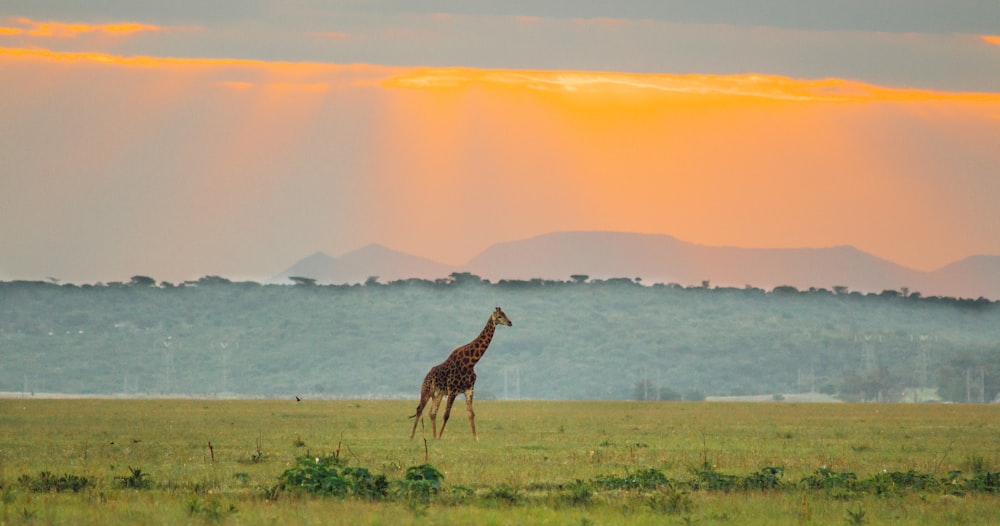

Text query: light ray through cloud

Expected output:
[1,2,998,283]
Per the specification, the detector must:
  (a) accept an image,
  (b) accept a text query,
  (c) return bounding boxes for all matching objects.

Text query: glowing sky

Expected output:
[1,2,999,283]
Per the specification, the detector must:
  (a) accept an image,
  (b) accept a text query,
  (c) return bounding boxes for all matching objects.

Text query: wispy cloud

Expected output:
[983,35,1000,47]
[0,46,403,89]
[2,17,172,38]
[383,67,999,103]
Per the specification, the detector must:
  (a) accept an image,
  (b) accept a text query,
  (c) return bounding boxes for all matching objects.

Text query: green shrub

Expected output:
[965,471,1000,494]
[595,468,671,490]
[278,454,352,497]
[741,466,784,490]
[562,479,593,506]
[279,455,346,495]
[342,467,389,500]
[799,467,858,492]
[397,464,445,504]
[483,484,521,506]
[116,466,152,490]
[19,471,89,493]
[865,469,943,495]
[689,464,739,492]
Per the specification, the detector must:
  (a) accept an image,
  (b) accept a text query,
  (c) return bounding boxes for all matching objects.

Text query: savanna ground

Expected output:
[0,399,997,525]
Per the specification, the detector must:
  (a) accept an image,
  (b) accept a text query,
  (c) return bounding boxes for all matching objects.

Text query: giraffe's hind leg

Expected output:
[428,393,445,438]
[409,377,434,439]
[409,396,428,439]
[465,388,478,441]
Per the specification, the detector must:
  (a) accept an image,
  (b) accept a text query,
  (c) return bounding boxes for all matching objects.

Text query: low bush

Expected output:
[18,472,89,493]
[396,464,445,504]
[116,466,152,490]
[595,468,671,490]
[277,454,388,499]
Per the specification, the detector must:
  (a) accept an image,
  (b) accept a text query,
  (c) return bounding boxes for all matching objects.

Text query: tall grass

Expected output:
[0,399,997,524]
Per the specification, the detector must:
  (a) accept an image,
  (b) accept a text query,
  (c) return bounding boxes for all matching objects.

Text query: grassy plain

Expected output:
[0,399,997,525]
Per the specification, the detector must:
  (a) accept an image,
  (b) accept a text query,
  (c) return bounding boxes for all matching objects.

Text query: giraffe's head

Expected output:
[492,307,513,327]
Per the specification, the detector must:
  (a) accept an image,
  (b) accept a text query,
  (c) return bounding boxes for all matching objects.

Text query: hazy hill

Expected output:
[920,256,1000,300]
[277,231,1000,299]
[462,232,924,291]
[274,244,452,284]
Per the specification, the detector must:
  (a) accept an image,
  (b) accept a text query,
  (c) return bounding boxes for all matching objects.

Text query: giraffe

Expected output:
[409,307,512,440]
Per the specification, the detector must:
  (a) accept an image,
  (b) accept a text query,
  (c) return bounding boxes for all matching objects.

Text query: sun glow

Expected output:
[383,67,998,103]
[4,46,998,272]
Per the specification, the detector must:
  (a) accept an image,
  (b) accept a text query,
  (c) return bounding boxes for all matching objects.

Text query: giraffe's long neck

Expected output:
[464,316,497,366]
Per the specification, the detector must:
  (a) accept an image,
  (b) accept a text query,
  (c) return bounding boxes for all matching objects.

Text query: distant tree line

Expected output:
[1,273,997,402]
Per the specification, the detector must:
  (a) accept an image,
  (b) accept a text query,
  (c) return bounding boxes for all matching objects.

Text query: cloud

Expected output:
[382,67,998,103]
[3,17,170,38]
[0,47,400,86]
[983,35,1000,47]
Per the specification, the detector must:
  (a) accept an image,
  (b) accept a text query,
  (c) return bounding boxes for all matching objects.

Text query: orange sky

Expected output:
[2,45,999,282]
[371,67,1000,271]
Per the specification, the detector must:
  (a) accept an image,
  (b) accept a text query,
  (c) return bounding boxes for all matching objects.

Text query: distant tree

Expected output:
[936,365,967,402]
[658,386,682,401]
[729,384,751,396]
[448,272,487,286]
[195,276,231,286]
[633,379,656,401]
[936,353,999,403]
[289,276,317,286]
[129,276,156,287]
[684,388,706,402]
[772,285,799,295]
[570,274,589,284]
[838,366,903,402]
[364,276,380,286]
[833,286,849,295]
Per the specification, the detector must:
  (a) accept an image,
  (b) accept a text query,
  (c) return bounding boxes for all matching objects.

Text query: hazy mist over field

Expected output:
[2,278,997,403]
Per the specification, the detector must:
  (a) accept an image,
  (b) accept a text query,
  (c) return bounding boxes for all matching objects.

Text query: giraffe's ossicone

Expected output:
[409,307,512,440]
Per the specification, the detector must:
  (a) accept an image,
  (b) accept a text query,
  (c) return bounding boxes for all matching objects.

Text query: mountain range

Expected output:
[273,231,1000,299]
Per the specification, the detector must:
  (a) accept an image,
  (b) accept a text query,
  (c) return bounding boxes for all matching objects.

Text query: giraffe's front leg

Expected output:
[428,393,445,438]
[438,392,459,439]
[465,388,478,441]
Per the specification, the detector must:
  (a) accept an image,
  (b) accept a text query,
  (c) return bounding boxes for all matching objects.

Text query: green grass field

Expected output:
[0,399,997,525]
